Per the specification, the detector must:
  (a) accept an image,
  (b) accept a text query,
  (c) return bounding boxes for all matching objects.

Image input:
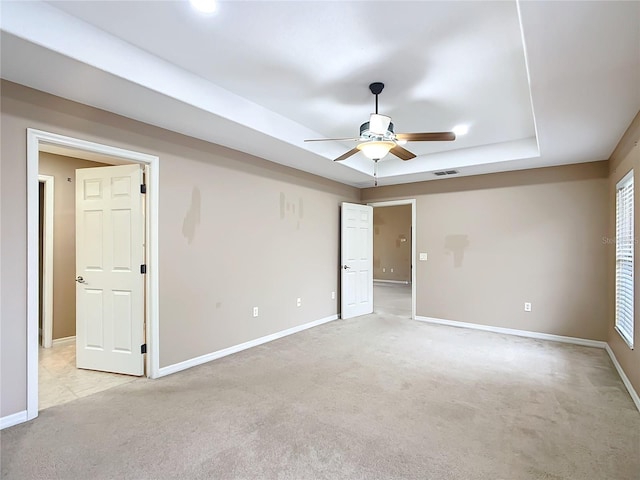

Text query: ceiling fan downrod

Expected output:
[369,82,384,115]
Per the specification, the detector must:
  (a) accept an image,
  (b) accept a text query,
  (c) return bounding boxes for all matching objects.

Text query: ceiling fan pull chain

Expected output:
[374,159,378,187]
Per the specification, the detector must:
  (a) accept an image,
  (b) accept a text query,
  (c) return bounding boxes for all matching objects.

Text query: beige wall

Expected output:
[2,77,636,420]
[39,153,106,340]
[608,111,640,395]
[373,205,411,282]
[363,162,610,341]
[0,81,359,417]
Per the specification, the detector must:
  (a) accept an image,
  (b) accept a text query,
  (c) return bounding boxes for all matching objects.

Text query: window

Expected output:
[615,170,634,349]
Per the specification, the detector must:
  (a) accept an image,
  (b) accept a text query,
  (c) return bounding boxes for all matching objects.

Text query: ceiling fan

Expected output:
[305,82,456,162]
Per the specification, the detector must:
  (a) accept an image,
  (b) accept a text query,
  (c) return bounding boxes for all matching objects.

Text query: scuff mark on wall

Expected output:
[280,192,286,219]
[444,234,469,268]
[182,187,201,244]
[280,192,304,230]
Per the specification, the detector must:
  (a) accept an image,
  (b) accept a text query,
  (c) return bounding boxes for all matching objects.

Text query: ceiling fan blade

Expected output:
[304,137,360,142]
[390,145,417,161]
[334,148,360,162]
[395,132,456,142]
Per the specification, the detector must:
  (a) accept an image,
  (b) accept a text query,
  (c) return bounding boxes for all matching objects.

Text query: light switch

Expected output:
[419,253,428,261]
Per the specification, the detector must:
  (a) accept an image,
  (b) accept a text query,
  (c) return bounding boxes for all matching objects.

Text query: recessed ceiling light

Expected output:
[190,0,217,14]
[453,124,469,136]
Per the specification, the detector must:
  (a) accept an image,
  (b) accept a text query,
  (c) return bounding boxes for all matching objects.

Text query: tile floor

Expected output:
[39,342,140,410]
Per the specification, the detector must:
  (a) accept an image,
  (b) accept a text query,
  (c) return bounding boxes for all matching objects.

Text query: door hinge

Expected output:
[140,344,147,354]
[140,264,147,274]
[140,184,147,194]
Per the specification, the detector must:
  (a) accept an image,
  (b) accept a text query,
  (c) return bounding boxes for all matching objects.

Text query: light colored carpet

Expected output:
[2,313,639,479]
[374,282,411,317]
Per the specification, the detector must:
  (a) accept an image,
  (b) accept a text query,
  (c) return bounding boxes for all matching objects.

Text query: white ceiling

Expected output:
[1,1,639,187]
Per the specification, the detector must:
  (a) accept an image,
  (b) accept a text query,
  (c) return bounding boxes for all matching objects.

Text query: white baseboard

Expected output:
[1,410,27,430]
[415,316,607,349]
[605,344,640,412]
[52,336,76,347]
[374,279,410,285]
[158,314,339,378]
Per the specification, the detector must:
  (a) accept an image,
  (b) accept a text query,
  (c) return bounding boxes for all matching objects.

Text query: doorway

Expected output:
[38,153,142,409]
[369,200,416,319]
[26,129,160,422]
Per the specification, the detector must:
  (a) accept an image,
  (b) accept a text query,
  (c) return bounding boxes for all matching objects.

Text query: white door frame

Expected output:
[26,128,160,422]
[368,199,416,320]
[38,174,55,349]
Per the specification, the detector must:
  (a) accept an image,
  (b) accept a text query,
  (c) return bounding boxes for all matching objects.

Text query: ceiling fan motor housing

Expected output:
[360,121,394,140]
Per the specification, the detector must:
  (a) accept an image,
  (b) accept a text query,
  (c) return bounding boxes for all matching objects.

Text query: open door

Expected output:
[341,202,374,319]
[76,164,145,376]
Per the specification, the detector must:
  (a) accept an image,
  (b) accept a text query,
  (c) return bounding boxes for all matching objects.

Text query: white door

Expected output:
[76,164,145,376]
[341,202,373,319]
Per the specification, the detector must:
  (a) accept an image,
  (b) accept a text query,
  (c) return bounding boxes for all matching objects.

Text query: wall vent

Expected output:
[433,170,459,176]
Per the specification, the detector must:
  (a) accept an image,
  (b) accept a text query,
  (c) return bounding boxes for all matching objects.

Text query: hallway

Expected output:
[374,281,411,317]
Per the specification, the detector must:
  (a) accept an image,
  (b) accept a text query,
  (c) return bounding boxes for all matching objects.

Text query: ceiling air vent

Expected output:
[433,170,459,176]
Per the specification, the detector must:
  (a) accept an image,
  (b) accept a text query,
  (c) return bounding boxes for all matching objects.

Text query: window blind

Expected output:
[615,171,634,349]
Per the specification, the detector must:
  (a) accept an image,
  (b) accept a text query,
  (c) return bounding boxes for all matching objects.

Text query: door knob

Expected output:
[76,276,86,284]
[343,265,351,270]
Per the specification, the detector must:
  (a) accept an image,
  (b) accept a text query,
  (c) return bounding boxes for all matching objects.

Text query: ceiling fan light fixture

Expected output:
[357,140,395,160]
[369,114,392,135]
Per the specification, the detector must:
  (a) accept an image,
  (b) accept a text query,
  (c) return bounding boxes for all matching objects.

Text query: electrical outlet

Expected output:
[419,253,428,261]
[382,268,386,273]
[524,302,532,312]
[390,268,394,273]
[331,291,335,300]
[296,298,302,307]
[253,307,259,317]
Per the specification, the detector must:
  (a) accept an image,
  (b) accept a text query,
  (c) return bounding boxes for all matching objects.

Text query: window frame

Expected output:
[615,169,635,349]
